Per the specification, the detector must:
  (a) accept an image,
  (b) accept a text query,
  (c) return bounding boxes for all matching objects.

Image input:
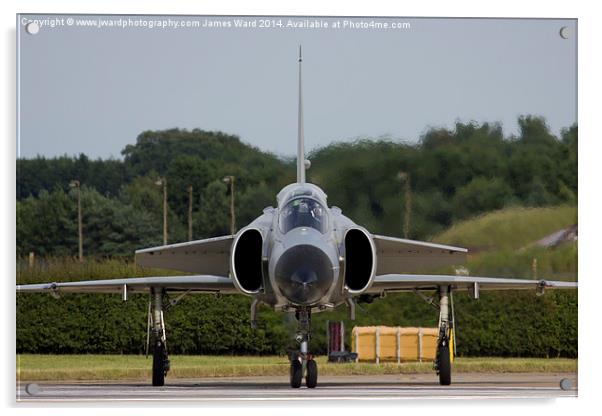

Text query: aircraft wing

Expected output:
[16,275,238,295]
[135,235,234,275]
[366,274,577,294]
[373,235,467,274]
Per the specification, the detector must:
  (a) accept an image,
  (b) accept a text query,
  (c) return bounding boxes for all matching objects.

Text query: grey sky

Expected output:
[17,15,577,160]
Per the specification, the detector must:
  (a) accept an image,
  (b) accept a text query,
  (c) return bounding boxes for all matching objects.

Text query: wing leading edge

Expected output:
[367,273,577,294]
[16,275,238,295]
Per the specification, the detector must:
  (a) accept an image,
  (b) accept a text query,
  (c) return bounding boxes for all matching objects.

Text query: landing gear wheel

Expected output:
[152,340,166,387]
[290,359,303,388]
[438,340,451,386]
[306,359,318,388]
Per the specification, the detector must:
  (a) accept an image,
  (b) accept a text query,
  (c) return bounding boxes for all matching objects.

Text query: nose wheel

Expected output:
[289,356,318,388]
[289,359,303,388]
[289,307,318,388]
[305,358,318,388]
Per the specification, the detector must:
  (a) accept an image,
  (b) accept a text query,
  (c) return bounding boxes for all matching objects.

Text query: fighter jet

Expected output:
[17,47,577,389]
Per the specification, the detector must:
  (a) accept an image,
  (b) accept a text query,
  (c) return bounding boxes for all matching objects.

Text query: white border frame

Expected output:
[4,1,598,415]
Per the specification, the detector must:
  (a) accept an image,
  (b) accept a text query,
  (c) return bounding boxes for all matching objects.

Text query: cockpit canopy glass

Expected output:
[279,198,328,234]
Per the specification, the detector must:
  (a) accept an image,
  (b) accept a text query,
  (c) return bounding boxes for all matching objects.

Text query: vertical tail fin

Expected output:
[297,45,305,184]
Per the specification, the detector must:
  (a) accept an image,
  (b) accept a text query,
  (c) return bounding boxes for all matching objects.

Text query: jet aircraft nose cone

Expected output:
[291,267,318,285]
[274,244,334,305]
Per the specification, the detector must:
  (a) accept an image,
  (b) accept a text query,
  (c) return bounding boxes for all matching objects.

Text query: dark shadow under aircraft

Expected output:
[17,47,577,389]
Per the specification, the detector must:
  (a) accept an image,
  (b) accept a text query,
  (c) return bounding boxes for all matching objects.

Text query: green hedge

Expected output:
[16,290,577,358]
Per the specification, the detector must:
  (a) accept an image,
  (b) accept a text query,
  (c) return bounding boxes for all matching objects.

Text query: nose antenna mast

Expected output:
[297,45,306,184]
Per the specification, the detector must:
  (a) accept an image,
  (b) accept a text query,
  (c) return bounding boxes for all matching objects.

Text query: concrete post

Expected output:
[162,179,168,245]
[187,185,193,241]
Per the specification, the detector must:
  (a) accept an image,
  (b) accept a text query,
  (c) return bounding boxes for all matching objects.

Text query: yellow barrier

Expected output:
[352,326,439,363]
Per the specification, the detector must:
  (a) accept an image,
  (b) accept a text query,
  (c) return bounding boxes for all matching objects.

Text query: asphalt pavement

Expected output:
[16,372,577,403]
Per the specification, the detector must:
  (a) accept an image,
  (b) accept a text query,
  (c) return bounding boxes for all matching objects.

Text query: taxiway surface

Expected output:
[17,372,577,402]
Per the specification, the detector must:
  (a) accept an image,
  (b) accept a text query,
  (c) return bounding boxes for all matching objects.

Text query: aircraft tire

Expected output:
[306,359,318,388]
[290,359,303,388]
[438,341,451,386]
[152,340,166,387]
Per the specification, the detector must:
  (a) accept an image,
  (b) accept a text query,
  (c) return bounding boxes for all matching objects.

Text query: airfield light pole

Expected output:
[69,180,83,262]
[222,175,236,235]
[188,185,193,241]
[398,172,412,239]
[155,177,168,245]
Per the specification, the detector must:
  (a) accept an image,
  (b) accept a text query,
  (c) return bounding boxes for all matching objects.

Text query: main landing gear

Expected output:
[149,289,170,387]
[434,285,453,386]
[289,307,318,388]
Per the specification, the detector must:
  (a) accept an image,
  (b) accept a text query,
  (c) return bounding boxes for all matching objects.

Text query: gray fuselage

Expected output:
[238,182,363,312]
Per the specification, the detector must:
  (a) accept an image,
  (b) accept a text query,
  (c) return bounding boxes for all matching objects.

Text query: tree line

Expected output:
[17,116,577,258]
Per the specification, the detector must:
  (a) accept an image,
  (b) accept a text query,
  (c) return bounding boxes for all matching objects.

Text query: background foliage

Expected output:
[17,117,577,255]
[16,116,577,357]
[16,259,577,357]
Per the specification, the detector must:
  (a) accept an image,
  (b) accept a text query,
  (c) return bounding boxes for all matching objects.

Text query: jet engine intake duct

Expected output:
[344,228,375,293]
[232,228,263,294]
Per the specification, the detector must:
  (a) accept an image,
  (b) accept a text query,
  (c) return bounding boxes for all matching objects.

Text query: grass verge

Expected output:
[17,355,577,381]
[434,205,577,252]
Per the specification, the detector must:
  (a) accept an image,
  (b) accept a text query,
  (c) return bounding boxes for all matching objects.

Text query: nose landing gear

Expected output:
[289,307,318,388]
